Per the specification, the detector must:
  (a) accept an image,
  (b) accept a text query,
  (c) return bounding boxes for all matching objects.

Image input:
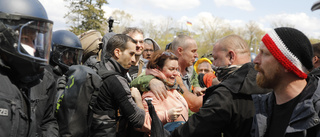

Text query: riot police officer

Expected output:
[47,30,83,115]
[0,0,54,136]
[49,30,83,79]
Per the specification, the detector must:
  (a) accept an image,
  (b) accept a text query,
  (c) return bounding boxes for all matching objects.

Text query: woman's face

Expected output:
[161,59,179,84]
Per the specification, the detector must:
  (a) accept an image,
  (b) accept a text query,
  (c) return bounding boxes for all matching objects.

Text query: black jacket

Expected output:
[91,57,145,137]
[55,65,102,137]
[0,59,59,136]
[251,76,320,137]
[31,68,59,137]
[171,62,271,137]
[0,64,34,136]
[309,67,320,77]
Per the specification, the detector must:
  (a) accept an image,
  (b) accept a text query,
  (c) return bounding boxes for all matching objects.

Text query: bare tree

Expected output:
[244,21,265,54]
[139,17,178,50]
[141,20,159,39]
[271,20,295,28]
[194,16,229,56]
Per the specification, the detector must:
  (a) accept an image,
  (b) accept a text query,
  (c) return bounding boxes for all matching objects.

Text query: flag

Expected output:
[187,21,192,26]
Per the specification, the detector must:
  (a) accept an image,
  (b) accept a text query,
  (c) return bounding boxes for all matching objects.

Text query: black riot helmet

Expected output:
[0,0,53,78]
[50,30,83,73]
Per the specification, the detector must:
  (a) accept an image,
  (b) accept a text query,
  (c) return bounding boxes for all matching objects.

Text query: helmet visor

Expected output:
[18,20,52,64]
[54,45,83,66]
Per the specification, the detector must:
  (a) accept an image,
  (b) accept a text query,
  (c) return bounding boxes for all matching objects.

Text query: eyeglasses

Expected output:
[144,49,154,53]
[161,51,176,57]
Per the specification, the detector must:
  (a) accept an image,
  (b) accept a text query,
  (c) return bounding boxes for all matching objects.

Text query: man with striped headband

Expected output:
[251,27,320,136]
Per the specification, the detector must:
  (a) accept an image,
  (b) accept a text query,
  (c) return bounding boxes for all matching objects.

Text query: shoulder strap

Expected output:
[90,65,119,108]
[96,60,121,79]
[88,67,121,129]
[98,68,120,80]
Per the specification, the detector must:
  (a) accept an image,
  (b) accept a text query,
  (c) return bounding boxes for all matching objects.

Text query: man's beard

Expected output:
[255,64,281,88]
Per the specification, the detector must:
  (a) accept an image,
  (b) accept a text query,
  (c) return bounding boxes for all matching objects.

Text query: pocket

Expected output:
[91,113,117,137]
[31,94,48,116]
[0,98,28,137]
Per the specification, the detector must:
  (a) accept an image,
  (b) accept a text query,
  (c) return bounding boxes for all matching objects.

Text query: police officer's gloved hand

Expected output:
[57,75,67,91]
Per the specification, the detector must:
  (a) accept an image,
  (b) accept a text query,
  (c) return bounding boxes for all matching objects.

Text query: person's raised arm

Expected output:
[149,78,167,100]
[176,75,203,112]
[131,87,144,109]
[131,73,167,100]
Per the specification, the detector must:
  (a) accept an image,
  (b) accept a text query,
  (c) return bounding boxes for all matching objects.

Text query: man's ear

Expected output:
[177,47,183,55]
[313,56,318,64]
[228,50,236,64]
[114,48,121,59]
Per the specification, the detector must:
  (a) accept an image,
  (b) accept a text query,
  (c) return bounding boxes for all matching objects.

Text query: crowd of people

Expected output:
[1,0,320,137]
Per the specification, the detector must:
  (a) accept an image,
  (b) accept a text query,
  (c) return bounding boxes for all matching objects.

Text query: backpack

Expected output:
[56,65,118,137]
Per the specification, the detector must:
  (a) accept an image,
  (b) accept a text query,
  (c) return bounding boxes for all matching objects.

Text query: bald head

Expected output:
[216,34,250,55]
[171,35,195,52]
[170,35,198,73]
[212,34,251,67]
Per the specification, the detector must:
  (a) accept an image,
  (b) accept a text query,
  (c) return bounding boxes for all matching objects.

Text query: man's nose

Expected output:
[131,56,136,62]
[137,41,144,47]
[253,53,261,64]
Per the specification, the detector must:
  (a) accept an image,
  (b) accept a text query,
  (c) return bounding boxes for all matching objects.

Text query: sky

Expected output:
[39,0,320,38]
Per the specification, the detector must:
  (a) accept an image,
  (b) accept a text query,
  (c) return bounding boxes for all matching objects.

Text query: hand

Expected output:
[131,87,141,100]
[193,87,206,96]
[149,78,167,100]
[175,74,183,86]
[57,75,67,90]
[131,87,143,109]
[168,106,183,121]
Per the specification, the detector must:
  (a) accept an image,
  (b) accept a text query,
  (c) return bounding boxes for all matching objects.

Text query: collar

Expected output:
[213,64,242,81]
[286,76,320,132]
[105,57,129,76]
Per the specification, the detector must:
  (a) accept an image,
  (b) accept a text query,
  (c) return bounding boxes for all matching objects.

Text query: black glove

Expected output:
[57,75,67,91]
